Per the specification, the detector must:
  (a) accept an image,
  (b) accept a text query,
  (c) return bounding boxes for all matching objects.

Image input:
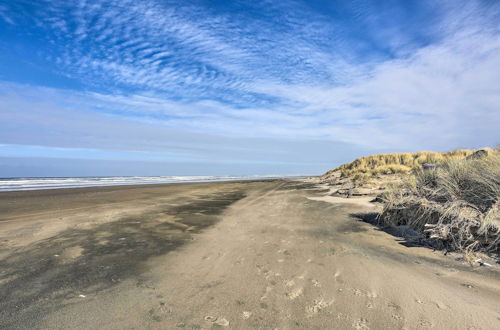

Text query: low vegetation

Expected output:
[322,147,499,257]
[380,152,500,255]
[323,149,479,180]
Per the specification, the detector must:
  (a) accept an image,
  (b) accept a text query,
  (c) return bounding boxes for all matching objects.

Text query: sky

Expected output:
[0,0,499,177]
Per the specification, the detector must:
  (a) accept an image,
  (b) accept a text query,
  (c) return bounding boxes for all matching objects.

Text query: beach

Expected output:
[1,179,499,329]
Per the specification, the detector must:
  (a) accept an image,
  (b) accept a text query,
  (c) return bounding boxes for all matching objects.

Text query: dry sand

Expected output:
[0,180,499,329]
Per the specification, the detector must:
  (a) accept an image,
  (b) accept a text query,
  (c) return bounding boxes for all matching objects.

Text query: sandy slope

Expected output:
[0,180,499,329]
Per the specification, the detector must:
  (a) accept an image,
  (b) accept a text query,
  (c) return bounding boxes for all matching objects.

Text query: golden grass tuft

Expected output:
[322,149,481,180]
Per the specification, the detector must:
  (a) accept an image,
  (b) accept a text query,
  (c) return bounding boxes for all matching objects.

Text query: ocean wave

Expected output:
[0,175,296,192]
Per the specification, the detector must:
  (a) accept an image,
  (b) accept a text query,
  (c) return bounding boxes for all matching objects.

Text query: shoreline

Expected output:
[0,178,284,195]
[0,175,309,193]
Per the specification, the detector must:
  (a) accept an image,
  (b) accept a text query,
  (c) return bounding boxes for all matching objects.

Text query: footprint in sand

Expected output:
[260,286,273,301]
[352,288,363,296]
[388,302,400,309]
[204,316,230,327]
[287,287,303,300]
[353,318,369,329]
[215,318,230,327]
[417,319,433,328]
[435,301,449,310]
[278,249,291,255]
[148,302,171,322]
[348,288,378,299]
[305,298,334,317]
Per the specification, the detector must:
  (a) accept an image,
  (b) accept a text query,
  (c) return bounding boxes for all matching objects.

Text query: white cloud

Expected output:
[0,0,499,156]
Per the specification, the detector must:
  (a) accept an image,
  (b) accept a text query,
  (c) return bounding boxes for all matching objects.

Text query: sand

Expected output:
[0,179,499,329]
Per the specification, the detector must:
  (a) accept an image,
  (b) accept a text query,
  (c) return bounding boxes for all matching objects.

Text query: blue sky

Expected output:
[0,0,499,176]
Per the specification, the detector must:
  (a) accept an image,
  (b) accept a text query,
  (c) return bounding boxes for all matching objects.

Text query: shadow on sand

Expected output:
[0,190,245,329]
[350,212,432,248]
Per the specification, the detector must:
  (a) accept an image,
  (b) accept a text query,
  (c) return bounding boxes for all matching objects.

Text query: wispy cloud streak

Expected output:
[0,0,499,172]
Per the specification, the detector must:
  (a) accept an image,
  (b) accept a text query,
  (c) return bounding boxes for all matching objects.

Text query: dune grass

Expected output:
[379,153,500,254]
[323,149,479,179]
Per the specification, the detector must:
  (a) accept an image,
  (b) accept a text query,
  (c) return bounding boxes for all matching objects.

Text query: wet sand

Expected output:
[0,180,499,329]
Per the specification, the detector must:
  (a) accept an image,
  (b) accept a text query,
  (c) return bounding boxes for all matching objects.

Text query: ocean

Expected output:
[0,175,298,192]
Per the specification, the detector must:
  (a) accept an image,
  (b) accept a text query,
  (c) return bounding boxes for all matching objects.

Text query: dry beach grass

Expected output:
[321,147,500,258]
[380,153,500,255]
[322,149,482,185]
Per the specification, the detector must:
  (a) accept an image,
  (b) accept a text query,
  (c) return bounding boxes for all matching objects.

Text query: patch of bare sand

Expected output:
[307,195,377,208]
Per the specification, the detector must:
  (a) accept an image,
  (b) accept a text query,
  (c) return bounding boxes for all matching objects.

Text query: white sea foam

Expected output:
[0,175,298,192]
